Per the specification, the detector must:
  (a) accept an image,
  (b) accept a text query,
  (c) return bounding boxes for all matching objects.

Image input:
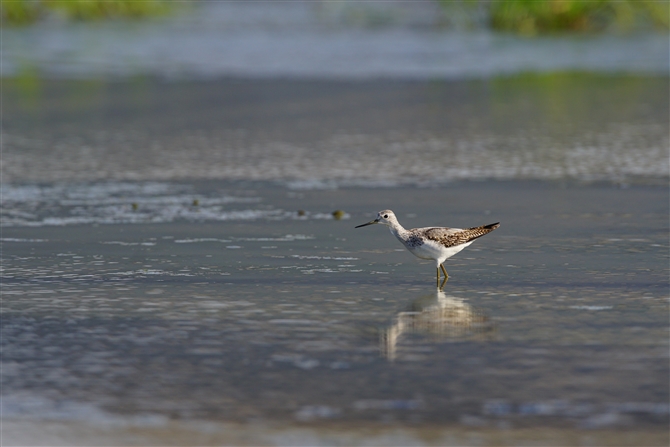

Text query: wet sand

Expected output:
[3,420,669,447]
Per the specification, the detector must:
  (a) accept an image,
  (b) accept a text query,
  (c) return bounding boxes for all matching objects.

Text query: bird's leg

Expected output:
[437,264,449,289]
[440,264,449,280]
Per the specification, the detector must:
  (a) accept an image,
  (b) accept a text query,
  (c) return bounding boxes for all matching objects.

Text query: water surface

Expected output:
[2,182,668,445]
[3,75,668,185]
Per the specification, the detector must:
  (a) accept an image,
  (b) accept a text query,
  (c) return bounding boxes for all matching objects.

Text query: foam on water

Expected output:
[0,182,350,227]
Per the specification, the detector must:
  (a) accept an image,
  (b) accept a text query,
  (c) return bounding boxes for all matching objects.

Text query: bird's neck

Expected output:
[386,221,408,239]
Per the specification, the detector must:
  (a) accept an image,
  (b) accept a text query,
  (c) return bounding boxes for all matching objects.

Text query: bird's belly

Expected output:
[406,241,444,260]
[407,240,472,262]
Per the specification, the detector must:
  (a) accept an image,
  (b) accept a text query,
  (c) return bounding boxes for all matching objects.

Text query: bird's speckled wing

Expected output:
[422,223,500,248]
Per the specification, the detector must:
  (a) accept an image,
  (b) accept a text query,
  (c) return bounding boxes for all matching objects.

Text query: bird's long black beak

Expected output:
[355,219,378,228]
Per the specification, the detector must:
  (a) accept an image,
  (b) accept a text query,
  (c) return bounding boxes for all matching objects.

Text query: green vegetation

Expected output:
[2,0,172,25]
[443,0,669,34]
[3,0,668,32]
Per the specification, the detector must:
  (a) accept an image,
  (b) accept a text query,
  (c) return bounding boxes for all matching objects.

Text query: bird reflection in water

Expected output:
[380,287,495,361]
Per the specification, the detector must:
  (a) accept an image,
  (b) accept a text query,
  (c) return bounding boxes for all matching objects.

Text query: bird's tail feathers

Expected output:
[463,222,500,242]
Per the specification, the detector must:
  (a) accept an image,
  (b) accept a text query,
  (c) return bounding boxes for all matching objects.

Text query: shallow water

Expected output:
[2,75,668,186]
[2,181,668,445]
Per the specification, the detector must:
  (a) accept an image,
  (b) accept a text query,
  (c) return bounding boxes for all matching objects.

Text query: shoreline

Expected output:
[4,418,669,447]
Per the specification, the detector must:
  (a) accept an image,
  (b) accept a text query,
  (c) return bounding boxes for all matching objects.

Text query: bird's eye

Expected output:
[383,214,388,219]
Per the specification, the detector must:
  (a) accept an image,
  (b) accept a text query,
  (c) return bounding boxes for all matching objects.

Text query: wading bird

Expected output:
[355,210,499,287]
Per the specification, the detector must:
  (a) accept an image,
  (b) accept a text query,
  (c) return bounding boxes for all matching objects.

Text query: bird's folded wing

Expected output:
[423,225,496,248]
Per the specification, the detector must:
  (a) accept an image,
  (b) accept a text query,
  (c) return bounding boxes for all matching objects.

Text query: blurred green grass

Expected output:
[2,0,172,25]
[3,0,668,33]
[447,0,669,34]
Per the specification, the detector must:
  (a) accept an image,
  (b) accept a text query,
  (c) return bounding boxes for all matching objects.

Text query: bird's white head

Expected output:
[355,209,398,228]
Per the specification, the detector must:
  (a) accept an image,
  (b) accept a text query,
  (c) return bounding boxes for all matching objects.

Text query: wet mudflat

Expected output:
[2,181,668,446]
